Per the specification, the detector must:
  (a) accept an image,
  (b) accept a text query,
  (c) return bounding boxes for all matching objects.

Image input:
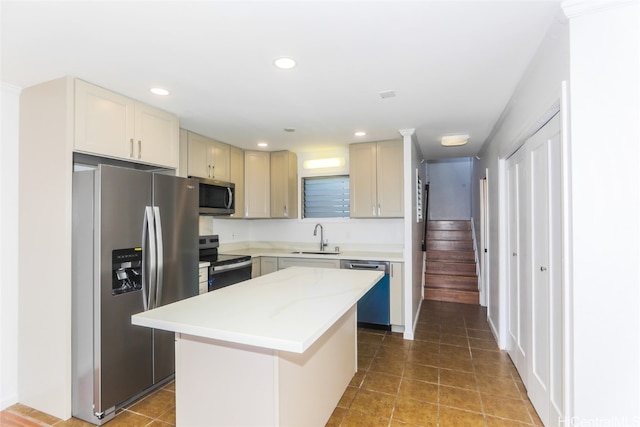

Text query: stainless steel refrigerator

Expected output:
[72,164,198,425]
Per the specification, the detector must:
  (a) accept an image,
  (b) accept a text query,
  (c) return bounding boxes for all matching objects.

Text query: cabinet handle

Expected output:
[130,138,134,157]
[138,140,142,159]
[211,165,215,178]
[372,205,376,216]
[540,266,548,272]
[377,204,381,216]
[208,165,211,178]
[284,205,287,217]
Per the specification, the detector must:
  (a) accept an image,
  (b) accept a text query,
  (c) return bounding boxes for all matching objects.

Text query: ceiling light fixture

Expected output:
[354,131,366,137]
[284,128,296,133]
[257,142,268,148]
[441,134,470,147]
[150,87,170,96]
[273,57,297,70]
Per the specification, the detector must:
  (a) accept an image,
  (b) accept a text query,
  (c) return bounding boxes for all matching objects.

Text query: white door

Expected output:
[527,114,563,427]
[479,175,488,307]
[506,148,528,375]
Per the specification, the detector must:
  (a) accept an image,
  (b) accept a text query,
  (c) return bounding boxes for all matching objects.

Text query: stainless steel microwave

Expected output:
[190,177,235,216]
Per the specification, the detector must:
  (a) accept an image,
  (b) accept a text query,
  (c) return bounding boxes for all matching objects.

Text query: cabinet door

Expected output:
[244,151,270,218]
[134,103,179,168]
[229,147,245,218]
[75,79,134,159]
[270,151,298,218]
[389,262,404,326]
[377,140,404,217]
[349,142,378,217]
[187,133,210,178]
[251,257,261,278]
[260,257,278,275]
[210,141,230,181]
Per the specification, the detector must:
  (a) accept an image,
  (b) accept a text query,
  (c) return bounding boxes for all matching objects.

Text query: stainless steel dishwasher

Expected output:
[340,260,390,330]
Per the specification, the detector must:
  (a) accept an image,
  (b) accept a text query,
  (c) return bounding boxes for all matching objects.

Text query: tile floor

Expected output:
[1,301,541,427]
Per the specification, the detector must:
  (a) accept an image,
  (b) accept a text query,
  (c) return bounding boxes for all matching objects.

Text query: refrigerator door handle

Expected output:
[146,206,158,310]
[141,208,150,311]
[153,206,164,308]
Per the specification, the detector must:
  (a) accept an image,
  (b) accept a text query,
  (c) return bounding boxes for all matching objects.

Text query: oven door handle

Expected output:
[210,259,252,273]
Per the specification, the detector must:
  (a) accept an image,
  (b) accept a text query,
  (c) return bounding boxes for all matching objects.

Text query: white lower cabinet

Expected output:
[251,257,261,278]
[389,263,404,328]
[198,265,208,295]
[260,257,278,276]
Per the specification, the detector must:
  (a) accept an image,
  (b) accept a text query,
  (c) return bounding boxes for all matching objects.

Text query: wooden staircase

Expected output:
[424,220,479,304]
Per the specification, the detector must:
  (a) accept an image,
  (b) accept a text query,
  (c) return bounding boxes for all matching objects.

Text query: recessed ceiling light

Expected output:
[257,142,268,147]
[284,128,296,133]
[354,131,366,137]
[441,134,470,147]
[273,57,297,70]
[150,87,170,96]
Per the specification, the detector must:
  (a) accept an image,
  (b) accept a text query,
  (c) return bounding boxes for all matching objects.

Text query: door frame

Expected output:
[479,172,489,307]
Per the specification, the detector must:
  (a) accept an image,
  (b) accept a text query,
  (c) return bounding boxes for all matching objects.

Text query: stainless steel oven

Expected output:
[198,235,251,291]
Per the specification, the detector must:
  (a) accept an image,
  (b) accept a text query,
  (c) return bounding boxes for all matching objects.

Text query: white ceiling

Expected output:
[1,1,562,160]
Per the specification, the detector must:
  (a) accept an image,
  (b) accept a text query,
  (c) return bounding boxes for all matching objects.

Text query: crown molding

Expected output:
[562,0,637,19]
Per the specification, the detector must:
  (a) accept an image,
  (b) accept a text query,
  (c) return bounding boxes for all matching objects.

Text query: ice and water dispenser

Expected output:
[112,248,143,295]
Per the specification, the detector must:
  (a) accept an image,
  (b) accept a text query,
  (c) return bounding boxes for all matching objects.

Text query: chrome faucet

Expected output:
[313,223,327,251]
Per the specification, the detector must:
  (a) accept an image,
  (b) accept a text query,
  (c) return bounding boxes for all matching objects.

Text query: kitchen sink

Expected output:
[290,251,341,255]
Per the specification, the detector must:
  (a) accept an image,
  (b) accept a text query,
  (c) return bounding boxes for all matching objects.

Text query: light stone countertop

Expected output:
[131,267,383,353]
[220,247,405,263]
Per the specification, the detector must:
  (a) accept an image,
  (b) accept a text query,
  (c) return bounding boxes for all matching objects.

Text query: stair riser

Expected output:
[427,250,475,262]
[424,288,479,305]
[427,220,471,231]
[427,241,473,251]
[425,274,478,289]
[427,230,472,241]
[426,262,476,275]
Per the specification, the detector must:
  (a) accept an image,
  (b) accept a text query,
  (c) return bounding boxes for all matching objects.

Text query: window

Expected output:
[302,175,350,218]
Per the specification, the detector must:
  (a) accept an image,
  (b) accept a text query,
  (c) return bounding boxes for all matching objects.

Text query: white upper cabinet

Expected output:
[229,146,244,218]
[349,140,404,218]
[74,79,179,168]
[186,132,230,181]
[244,150,270,218]
[270,151,298,219]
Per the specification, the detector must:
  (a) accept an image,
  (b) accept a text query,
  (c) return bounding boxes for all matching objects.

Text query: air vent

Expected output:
[379,90,396,99]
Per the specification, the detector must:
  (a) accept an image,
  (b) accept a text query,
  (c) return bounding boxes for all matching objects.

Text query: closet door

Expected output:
[506,149,528,375]
[527,114,563,427]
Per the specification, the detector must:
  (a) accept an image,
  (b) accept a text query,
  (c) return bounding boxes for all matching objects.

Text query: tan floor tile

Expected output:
[341,410,390,427]
[476,374,521,398]
[350,370,367,387]
[103,410,153,427]
[56,417,96,427]
[410,340,440,355]
[474,360,518,378]
[469,337,500,351]
[325,407,347,427]
[486,415,534,426]
[392,396,438,426]
[403,362,439,383]
[146,421,173,427]
[482,394,532,424]
[349,389,396,419]
[471,348,510,364]
[406,349,440,367]
[524,399,544,426]
[157,405,175,425]
[439,334,470,347]
[440,343,472,358]
[358,331,386,346]
[357,354,373,371]
[162,381,175,392]
[439,406,486,427]
[383,335,413,349]
[412,330,440,343]
[369,356,406,376]
[127,389,175,419]
[467,329,496,340]
[377,345,410,360]
[440,326,468,337]
[337,386,359,408]
[361,372,402,394]
[398,378,438,404]
[439,385,482,412]
[0,411,44,427]
[440,354,475,372]
[439,368,478,390]
[358,342,381,358]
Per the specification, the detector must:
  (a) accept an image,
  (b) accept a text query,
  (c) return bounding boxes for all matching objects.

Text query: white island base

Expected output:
[175,306,356,427]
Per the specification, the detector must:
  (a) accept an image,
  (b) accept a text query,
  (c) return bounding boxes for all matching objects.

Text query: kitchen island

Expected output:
[131,266,383,426]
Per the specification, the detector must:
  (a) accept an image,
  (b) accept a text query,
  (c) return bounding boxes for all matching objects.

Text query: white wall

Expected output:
[565,1,640,421]
[427,158,472,220]
[0,82,20,410]
[473,17,569,344]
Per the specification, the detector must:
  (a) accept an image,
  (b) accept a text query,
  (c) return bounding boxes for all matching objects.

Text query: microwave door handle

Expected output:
[153,206,164,308]
[226,187,233,209]
[146,206,157,311]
